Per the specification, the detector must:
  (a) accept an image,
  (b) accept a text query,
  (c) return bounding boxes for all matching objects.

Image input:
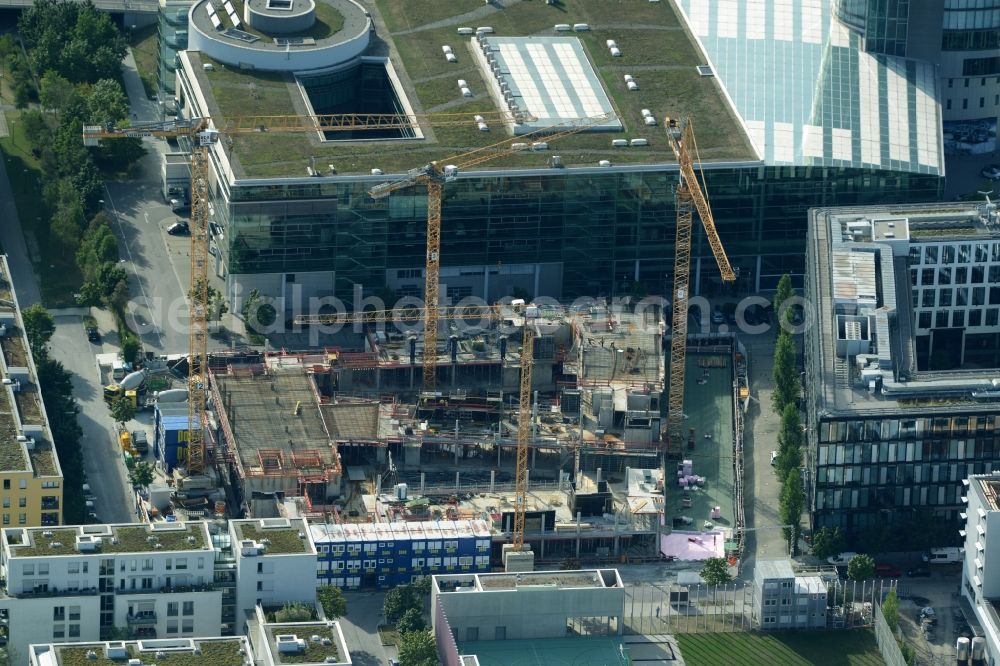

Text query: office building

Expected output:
[310,520,491,590]
[960,473,1000,664]
[804,201,1000,545]
[432,569,625,665]
[0,256,63,527]
[752,559,828,630]
[832,0,1000,150]
[165,0,943,312]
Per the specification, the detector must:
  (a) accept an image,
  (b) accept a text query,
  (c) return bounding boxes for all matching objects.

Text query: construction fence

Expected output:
[621,578,895,635]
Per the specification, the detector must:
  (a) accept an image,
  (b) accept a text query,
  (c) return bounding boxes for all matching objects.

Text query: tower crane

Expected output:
[82,109,528,475]
[663,116,737,457]
[365,114,610,394]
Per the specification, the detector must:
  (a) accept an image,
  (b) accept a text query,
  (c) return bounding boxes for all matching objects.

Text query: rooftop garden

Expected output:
[2,331,28,367]
[236,522,308,554]
[28,442,59,477]
[0,404,26,472]
[8,528,78,556]
[100,525,208,553]
[15,389,42,424]
[203,0,752,176]
[56,641,245,666]
[269,625,340,664]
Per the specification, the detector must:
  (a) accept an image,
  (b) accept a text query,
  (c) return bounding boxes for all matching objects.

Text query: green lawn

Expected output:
[676,631,886,666]
[0,112,82,306]
[129,24,159,98]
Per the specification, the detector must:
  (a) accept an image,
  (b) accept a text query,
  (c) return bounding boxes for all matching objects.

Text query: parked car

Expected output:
[770,450,778,465]
[906,566,931,577]
[827,551,860,566]
[86,326,100,343]
[874,563,901,578]
[167,221,190,236]
[981,164,1000,179]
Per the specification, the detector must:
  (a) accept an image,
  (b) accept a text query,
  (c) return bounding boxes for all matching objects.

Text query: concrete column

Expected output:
[455,471,460,493]
[490,470,495,493]
[597,468,602,483]
[420,472,425,495]
[539,513,545,559]
[575,511,582,557]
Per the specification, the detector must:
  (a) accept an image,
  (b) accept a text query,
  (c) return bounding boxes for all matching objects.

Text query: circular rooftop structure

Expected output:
[188,0,370,72]
[245,0,316,35]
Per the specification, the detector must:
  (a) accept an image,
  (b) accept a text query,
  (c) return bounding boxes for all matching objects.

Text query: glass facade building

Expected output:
[207,166,942,304]
[805,204,1000,548]
[158,0,192,96]
[171,0,946,309]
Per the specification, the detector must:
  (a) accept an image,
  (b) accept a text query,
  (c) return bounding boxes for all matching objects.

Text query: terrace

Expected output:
[193,0,753,177]
[266,624,344,664]
[234,520,309,554]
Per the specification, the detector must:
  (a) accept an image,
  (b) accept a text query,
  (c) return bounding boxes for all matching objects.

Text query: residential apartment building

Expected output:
[961,473,1000,665]
[805,202,1000,545]
[0,518,323,666]
[246,607,351,666]
[230,518,318,623]
[29,636,254,666]
[309,520,491,590]
[752,560,828,630]
[0,522,220,665]
[0,256,63,527]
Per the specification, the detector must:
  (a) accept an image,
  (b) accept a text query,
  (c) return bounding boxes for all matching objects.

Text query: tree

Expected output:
[411,575,432,597]
[242,288,276,332]
[847,553,876,582]
[700,557,732,586]
[882,588,899,632]
[810,526,846,561]
[51,198,87,250]
[779,468,804,551]
[130,461,154,490]
[110,395,136,427]
[21,304,55,360]
[383,584,420,625]
[317,585,347,619]
[85,78,129,127]
[771,331,800,413]
[121,335,141,365]
[274,602,314,623]
[396,630,437,666]
[20,109,50,145]
[39,71,77,116]
[773,273,795,322]
[396,607,426,634]
[775,403,803,481]
[190,278,229,321]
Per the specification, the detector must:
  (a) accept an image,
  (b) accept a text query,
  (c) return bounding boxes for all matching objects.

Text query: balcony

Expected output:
[127,611,157,626]
[121,584,215,596]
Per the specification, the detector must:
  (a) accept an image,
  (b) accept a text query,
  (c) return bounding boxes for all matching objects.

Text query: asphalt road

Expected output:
[50,314,137,524]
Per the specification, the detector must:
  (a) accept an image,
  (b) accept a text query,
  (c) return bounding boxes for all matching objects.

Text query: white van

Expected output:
[922,547,963,564]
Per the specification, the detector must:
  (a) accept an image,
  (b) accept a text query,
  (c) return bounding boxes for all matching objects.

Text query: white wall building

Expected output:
[230,518,318,622]
[0,523,221,666]
[29,636,254,666]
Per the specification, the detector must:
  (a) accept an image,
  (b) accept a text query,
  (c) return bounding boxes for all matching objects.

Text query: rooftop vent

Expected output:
[276,635,306,654]
[310,635,322,642]
[128,659,142,666]
[49,542,63,549]
[187,536,197,544]
[42,530,53,538]
[86,651,97,660]
[696,65,714,76]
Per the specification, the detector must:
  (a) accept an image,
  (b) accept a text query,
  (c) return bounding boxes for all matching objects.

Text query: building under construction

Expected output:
[210,360,343,518]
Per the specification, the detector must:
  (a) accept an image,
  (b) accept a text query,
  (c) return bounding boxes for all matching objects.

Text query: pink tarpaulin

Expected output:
[660,530,726,560]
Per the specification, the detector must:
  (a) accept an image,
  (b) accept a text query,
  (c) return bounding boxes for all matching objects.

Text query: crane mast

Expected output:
[664,117,736,457]
[186,142,211,474]
[512,323,535,552]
